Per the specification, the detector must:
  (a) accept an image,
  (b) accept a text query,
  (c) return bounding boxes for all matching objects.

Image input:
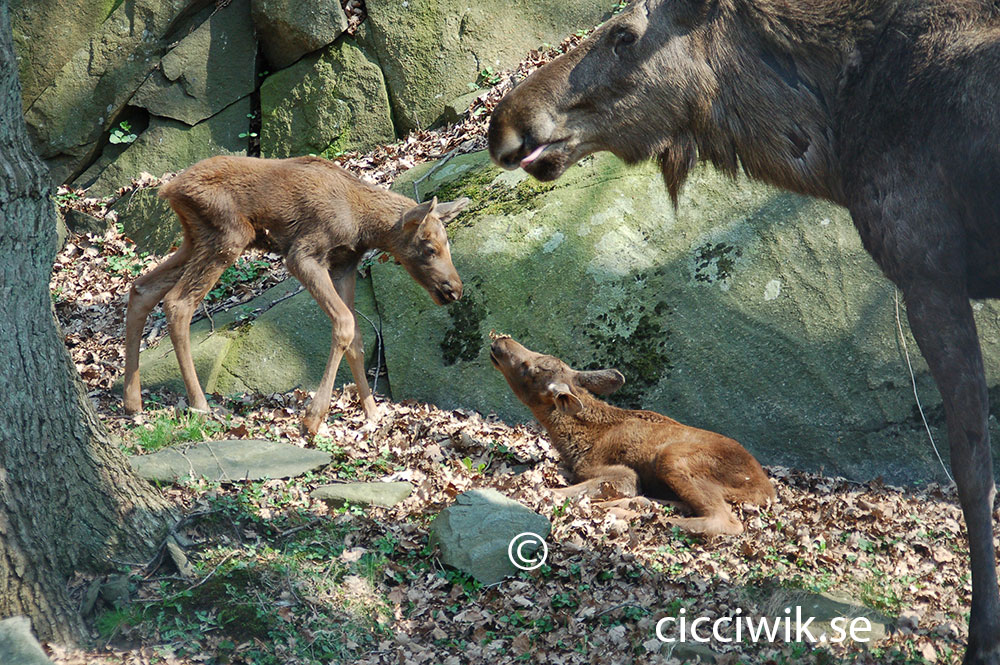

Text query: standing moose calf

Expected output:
[488,1,1000,661]
[123,155,468,436]
[490,335,775,535]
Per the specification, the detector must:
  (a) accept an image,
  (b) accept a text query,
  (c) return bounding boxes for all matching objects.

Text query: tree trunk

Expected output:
[0,1,176,645]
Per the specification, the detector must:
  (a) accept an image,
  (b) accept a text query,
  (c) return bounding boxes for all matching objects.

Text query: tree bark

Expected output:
[0,1,176,644]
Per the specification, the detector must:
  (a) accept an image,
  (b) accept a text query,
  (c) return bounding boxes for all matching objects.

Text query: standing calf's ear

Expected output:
[402,196,437,231]
[434,197,471,223]
[548,382,584,416]
[575,368,626,395]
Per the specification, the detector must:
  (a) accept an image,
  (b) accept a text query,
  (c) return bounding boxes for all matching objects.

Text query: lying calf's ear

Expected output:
[575,368,625,395]
[548,382,584,416]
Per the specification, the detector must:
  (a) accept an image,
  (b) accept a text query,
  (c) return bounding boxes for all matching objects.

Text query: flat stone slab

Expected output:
[130,439,331,482]
[0,617,53,665]
[429,488,551,585]
[311,481,414,507]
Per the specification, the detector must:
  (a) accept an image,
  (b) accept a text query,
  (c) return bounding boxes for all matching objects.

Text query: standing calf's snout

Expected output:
[491,335,775,536]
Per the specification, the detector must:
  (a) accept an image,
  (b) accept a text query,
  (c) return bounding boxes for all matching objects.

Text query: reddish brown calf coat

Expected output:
[490,335,774,535]
[123,155,468,435]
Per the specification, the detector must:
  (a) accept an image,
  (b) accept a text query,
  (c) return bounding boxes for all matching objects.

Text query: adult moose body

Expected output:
[487,0,1000,662]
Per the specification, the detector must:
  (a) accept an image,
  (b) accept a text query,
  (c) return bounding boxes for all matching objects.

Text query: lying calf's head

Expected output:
[489,335,625,416]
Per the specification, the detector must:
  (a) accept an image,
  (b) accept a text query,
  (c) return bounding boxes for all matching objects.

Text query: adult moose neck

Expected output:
[678,0,899,205]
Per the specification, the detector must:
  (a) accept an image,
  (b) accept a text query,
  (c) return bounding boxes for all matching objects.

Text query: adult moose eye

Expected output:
[612,28,637,57]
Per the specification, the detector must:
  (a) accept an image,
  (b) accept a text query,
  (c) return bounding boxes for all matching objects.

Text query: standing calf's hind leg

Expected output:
[162,246,247,412]
[123,241,192,413]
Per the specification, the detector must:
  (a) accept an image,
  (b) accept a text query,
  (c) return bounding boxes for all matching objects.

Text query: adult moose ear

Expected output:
[402,196,437,232]
[433,197,470,223]
[548,382,584,416]
[575,368,625,395]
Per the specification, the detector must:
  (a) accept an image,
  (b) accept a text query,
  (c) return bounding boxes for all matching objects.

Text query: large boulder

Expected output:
[10,0,111,108]
[77,98,251,253]
[362,0,612,132]
[251,0,349,69]
[260,39,395,159]
[22,0,211,183]
[371,151,1000,484]
[134,274,385,400]
[131,0,257,126]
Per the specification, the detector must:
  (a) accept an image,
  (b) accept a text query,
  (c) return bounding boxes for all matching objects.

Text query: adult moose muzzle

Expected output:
[489,1,1000,663]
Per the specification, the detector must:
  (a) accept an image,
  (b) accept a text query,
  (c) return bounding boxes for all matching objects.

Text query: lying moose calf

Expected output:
[490,335,775,535]
[123,155,469,436]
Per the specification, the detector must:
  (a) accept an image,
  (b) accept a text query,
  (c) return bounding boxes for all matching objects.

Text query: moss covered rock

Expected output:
[372,151,1000,483]
[22,0,211,183]
[134,275,383,401]
[260,39,395,159]
[251,0,348,69]
[362,0,612,132]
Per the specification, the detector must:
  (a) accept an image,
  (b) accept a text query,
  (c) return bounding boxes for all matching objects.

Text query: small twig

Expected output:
[413,147,460,202]
[356,310,384,395]
[894,289,954,485]
[591,602,646,620]
[137,551,237,603]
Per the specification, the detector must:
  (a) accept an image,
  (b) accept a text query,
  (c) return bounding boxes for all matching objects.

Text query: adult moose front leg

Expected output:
[903,280,1000,664]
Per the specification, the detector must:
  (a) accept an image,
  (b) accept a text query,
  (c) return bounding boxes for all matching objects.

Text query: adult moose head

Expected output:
[489,1,1000,663]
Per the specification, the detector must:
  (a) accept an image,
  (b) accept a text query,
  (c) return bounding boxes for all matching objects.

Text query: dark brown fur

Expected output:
[123,155,468,436]
[489,2,1000,661]
[490,336,775,536]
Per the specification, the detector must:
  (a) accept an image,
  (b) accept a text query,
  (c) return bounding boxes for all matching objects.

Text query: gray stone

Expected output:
[429,488,551,585]
[0,617,53,665]
[130,439,332,483]
[372,150,1000,484]
[22,0,209,183]
[311,481,414,507]
[663,643,717,663]
[61,208,107,237]
[251,0,349,69]
[260,39,395,159]
[362,0,611,132]
[132,275,382,399]
[132,1,257,126]
[753,587,889,646]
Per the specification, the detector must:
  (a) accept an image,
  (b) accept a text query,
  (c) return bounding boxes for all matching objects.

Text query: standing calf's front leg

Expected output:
[285,252,356,436]
[333,272,379,419]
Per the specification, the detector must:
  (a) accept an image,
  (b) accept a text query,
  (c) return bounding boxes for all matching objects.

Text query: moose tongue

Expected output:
[520,144,549,168]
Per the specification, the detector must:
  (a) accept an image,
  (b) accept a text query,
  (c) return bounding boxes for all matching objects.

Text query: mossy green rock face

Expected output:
[131,1,257,126]
[362,0,611,132]
[260,39,395,159]
[251,0,348,69]
[134,276,382,400]
[373,151,1000,483]
[10,0,112,109]
[22,0,204,183]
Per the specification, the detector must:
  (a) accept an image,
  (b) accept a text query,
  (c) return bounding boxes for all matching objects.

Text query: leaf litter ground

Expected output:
[47,18,981,665]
